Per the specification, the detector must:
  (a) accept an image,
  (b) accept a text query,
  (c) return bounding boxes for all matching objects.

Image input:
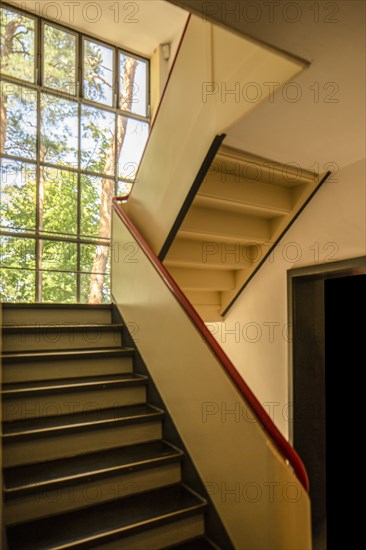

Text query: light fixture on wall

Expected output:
[161,43,171,61]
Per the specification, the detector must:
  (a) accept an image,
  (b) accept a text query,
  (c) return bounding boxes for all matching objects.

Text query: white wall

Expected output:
[150,10,190,120]
[212,157,366,438]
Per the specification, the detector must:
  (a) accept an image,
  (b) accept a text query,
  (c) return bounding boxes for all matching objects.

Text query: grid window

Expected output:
[0,3,150,304]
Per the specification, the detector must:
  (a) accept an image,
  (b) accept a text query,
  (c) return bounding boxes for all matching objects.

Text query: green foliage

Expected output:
[42,168,78,235]
[44,24,76,94]
[0,8,35,82]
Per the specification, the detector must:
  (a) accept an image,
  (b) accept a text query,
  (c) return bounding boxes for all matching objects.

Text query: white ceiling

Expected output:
[170,0,365,170]
[8,0,188,57]
[7,0,365,170]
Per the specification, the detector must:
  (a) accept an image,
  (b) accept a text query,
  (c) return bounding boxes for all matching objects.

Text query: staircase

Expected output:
[164,145,328,321]
[1,304,219,549]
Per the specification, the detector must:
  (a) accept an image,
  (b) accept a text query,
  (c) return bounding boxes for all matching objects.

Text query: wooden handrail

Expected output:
[112,197,309,492]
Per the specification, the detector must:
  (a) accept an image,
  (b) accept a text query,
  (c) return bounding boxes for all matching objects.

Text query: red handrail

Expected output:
[112,197,309,492]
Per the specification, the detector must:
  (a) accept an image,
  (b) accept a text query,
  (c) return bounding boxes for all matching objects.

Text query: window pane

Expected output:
[42,167,78,235]
[41,240,77,271]
[41,94,78,167]
[80,273,110,304]
[44,24,76,95]
[80,175,114,239]
[0,236,36,268]
[84,40,114,106]
[117,180,132,197]
[0,160,37,231]
[81,106,116,175]
[41,271,76,303]
[0,82,37,159]
[80,244,110,274]
[0,268,36,302]
[119,53,147,117]
[118,117,149,180]
[0,7,35,83]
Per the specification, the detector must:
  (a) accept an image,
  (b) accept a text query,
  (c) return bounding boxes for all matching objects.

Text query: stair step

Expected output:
[214,144,316,187]
[6,485,207,550]
[3,441,184,524]
[4,440,183,496]
[1,347,135,364]
[2,373,147,397]
[2,324,123,352]
[2,404,164,467]
[2,373,148,421]
[2,303,113,325]
[180,205,270,245]
[2,324,121,332]
[167,538,218,549]
[3,403,163,440]
[3,404,164,467]
[1,347,135,384]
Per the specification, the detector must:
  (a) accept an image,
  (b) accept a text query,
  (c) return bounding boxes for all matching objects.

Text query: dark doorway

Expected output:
[289,258,366,550]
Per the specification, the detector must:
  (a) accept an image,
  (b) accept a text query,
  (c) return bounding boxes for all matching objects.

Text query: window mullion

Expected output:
[76,32,82,302]
[35,16,42,302]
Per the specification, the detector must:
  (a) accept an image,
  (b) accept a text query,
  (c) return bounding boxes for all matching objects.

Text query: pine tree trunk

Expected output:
[0,87,7,155]
[88,57,137,303]
[0,19,20,154]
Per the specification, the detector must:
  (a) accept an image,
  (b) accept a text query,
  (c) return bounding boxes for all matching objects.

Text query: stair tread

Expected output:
[6,485,206,550]
[2,373,147,395]
[168,538,217,549]
[2,323,123,333]
[1,347,134,362]
[4,440,183,494]
[3,403,164,438]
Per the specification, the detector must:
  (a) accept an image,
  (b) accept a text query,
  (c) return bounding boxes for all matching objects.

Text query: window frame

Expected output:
[0,2,150,303]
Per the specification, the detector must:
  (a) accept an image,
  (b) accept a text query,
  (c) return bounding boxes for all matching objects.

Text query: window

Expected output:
[0,4,150,303]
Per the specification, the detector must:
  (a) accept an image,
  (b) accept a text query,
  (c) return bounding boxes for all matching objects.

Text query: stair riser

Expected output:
[3,387,147,421]
[2,308,112,326]
[91,515,205,550]
[3,421,163,467]
[2,356,133,384]
[2,329,122,352]
[5,463,181,525]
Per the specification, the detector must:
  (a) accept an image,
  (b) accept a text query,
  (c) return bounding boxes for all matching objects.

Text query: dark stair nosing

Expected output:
[4,440,184,497]
[1,347,135,363]
[166,537,219,549]
[6,484,207,550]
[2,373,147,397]
[2,403,164,440]
[2,324,123,334]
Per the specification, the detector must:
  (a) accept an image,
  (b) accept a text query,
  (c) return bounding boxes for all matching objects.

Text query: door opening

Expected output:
[289,257,365,550]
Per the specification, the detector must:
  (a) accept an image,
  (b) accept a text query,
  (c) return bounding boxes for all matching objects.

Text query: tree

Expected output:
[88,55,137,304]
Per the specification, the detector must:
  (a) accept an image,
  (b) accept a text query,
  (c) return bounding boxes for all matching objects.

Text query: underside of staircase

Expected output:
[164,144,328,321]
[1,304,224,550]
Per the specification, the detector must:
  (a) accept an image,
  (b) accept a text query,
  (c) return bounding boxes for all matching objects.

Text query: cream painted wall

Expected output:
[150,35,185,120]
[112,208,311,549]
[212,158,366,438]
